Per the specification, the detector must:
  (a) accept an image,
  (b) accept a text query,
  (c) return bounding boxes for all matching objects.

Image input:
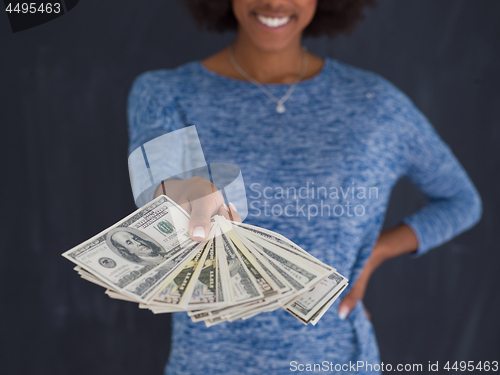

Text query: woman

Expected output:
[127,0,482,373]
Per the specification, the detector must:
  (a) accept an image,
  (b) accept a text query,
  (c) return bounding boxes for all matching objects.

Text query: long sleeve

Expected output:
[398,98,482,256]
[127,72,178,155]
[126,72,208,207]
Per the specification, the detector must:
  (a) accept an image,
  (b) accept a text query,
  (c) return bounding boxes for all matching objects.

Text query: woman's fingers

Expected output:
[159,177,241,239]
[217,203,243,223]
[227,203,242,223]
[338,274,369,320]
[168,176,242,239]
[338,287,372,320]
[178,200,191,215]
[338,252,379,320]
[218,204,231,220]
[338,289,360,320]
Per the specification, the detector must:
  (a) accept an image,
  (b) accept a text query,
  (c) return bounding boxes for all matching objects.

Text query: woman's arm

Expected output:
[127,73,242,238]
[338,224,418,319]
[338,86,482,319]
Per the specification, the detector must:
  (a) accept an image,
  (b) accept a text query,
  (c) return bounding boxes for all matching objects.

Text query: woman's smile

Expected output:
[253,12,294,30]
[233,0,317,51]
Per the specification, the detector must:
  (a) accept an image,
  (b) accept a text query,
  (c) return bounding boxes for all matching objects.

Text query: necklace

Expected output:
[228,45,308,114]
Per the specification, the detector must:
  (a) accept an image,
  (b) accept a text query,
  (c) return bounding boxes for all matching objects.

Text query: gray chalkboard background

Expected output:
[1,1,499,374]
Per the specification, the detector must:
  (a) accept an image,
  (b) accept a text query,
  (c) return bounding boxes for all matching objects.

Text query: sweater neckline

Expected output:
[195,58,331,87]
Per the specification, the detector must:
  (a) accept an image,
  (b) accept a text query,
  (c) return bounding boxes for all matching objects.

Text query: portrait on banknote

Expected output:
[106,227,167,265]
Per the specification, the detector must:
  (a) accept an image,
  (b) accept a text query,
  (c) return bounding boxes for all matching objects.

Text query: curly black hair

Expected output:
[180,0,376,38]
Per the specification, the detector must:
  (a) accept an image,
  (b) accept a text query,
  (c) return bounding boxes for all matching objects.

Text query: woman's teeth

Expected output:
[256,14,291,28]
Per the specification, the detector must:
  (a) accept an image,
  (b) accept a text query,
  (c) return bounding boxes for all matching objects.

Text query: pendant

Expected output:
[276,103,285,114]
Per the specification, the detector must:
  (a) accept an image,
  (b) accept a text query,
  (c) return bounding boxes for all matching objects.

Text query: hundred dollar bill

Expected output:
[63,195,199,303]
[285,272,348,324]
[221,235,282,322]
[75,266,115,289]
[310,283,348,326]
[146,224,222,312]
[233,222,349,325]
[211,234,230,307]
[185,232,234,318]
[189,230,263,322]
[230,300,283,321]
[194,219,308,323]
[152,242,209,309]
[248,239,322,290]
[222,219,294,299]
[189,239,217,305]
[144,224,230,313]
[185,237,230,310]
[234,235,292,296]
[219,218,280,300]
[220,232,263,303]
[185,230,233,316]
[64,200,348,325]
[249,246,306,293]
[234,222,335,274]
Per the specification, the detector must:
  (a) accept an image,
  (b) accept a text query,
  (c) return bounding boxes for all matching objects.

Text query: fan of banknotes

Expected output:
[63,195,348,326]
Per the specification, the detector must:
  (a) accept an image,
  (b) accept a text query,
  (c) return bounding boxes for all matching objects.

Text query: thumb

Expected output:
[188,194,219,241]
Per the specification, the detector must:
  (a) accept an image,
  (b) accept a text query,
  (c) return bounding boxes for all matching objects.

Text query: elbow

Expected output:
[463,186,482,230]
[470,188,483,228]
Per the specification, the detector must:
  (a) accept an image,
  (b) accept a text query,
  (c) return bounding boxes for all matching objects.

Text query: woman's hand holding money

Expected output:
[154,177,242,241]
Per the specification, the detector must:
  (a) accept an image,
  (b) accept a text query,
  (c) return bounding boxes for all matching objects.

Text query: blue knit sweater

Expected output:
[127,58,482,374]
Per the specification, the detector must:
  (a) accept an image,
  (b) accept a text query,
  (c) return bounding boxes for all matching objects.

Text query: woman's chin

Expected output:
[238,23,301,52]
[247,34,299,52]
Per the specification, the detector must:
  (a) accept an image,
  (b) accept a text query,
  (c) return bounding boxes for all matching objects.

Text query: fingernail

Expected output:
[193,227,205,239]
[223,203,229,212]
[229,203,237,213]
[338,306,350,320]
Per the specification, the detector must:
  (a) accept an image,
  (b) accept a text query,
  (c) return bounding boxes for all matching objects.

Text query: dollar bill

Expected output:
[286,272,348,324]
[188,230,264,323]
[152,242,209,308]
[63,196,199,303]
[234,222,335,274]
[310,283,348,326]
[249,239,321,289]
[186,238,227,309]
[220,232,263,303]
[63,197,349,325]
